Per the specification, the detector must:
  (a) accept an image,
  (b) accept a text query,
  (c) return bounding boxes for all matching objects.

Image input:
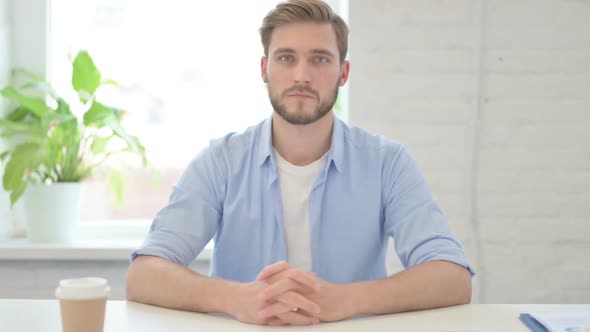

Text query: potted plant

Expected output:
[0,50,147,242]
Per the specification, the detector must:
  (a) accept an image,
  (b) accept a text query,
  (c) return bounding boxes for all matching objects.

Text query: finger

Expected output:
[259,279,299,302]
[267,318,289,326]
[260,303,318,322]
[260,276,318,302]
[275,291,321,316]
[256,297,275,312]
[259,291,320,318]
[266,270,320,293]
[258,301,302,319]
[275,311,320,326]
[256,261,291,281]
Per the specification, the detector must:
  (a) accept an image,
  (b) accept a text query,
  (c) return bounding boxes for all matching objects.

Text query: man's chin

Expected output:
[278,115,316,126]
[275,109,330,126]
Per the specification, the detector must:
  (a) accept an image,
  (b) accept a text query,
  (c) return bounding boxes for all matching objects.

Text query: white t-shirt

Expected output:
[274,149,328,271]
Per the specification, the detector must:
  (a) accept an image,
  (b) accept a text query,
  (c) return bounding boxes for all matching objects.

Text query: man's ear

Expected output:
[339,60,350,86]
[261,56,268,83]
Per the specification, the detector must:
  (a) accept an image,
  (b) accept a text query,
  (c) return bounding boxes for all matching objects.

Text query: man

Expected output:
[127,0,474,326]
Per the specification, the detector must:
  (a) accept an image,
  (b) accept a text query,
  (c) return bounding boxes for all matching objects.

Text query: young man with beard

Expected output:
[127,0,474,326]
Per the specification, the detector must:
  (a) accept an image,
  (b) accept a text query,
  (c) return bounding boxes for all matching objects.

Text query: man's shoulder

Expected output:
[210,120,263,150]
[340,120,404,155]
[194,119,266,166]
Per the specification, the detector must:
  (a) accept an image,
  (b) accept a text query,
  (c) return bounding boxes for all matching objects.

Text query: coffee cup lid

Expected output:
[55,277,111,300]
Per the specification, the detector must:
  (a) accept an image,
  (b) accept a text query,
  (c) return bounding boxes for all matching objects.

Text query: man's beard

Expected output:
[268,79,340,125]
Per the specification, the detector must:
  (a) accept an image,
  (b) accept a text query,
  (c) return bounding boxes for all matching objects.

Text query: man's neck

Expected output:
[271,112,334,166]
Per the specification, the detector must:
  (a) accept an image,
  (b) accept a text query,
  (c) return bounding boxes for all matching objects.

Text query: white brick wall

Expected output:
[350,0,590,303]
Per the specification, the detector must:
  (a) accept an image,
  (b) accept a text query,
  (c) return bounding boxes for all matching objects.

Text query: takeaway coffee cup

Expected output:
[55,277,111,332]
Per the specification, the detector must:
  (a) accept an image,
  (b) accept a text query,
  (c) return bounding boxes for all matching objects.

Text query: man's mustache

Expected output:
[282,85,319,99]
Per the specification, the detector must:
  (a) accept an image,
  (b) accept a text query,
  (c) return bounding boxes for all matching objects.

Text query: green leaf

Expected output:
[90,135,112,155]
[0,87,49,117]
[54,122,82,182]
[111,123,147,165]
[83,101,117,127]
[149,165,161,187]
[2,142,44,191]
[108,169,125,207]
[72,50,101,102]
[20,81,59,100]
[0,150,10,162]
[0,118,45,138]
[74,167,93,180]
[45,137,62,171]
[13,68,49,86]
[9,180,27,207]
[7,106,32,122]
[44,112,76,127]
[55,98,74,116]
[101,78,119,86]
[45,124,66,177]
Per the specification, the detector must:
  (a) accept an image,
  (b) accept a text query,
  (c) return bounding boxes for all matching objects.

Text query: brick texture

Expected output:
[350,0,590,303]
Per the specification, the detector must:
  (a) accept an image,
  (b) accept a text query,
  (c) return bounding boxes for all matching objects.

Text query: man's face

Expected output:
[261,22,349,125]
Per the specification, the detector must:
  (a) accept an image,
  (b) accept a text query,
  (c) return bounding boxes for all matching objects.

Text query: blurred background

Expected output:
[0,0,588,304]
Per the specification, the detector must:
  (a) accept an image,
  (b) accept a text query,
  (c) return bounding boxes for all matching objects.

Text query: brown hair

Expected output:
[260,0,349,63]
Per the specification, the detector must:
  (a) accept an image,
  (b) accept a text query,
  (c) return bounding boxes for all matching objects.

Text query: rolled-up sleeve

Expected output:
[382,145,475,277]
[130,143,226,266]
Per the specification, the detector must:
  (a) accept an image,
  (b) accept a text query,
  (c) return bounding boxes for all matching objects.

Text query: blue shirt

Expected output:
[131,117,475,283]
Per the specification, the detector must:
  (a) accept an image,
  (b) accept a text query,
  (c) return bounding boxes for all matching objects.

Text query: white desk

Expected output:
[2,300,589,331]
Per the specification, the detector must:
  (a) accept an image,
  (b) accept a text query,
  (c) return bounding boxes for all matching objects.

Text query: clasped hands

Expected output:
[229,261,351,326]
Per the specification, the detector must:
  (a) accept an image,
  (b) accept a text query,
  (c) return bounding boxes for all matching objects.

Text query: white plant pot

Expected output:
[23,183,81,243]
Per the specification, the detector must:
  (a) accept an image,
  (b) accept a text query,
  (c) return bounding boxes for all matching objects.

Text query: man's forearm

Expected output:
[127,257,324,325]
[346,260,472,316]
[126,255,237,314]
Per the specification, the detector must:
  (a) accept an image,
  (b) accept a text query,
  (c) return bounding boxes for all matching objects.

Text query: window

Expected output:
[48,0,349,222]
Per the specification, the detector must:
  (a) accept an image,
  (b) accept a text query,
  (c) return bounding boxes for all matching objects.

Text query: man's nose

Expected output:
[293,61,312,84]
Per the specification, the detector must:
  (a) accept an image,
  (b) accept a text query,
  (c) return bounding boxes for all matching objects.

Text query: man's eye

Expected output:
[279,55,293,62]
[315,56,327,63]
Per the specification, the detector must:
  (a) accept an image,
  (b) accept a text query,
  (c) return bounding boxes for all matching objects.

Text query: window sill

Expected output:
[0,220,213,261]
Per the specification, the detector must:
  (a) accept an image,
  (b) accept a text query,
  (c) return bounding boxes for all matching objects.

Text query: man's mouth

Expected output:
[288,92,314,99]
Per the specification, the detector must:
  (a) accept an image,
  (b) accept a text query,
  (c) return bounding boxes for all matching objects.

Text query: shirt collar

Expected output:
[256,117,274,168]
[327,116,344,172]
[256,115,344,173]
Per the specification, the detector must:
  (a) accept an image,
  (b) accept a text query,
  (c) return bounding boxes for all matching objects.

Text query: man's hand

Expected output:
[257,261,355,324]
[224,280,271,325]
[225,264,322,326]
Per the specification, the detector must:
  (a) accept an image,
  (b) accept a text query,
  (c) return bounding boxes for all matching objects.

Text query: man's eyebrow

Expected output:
[310,49,336,57]
[271,48,336,58]
[272,48,296,55]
